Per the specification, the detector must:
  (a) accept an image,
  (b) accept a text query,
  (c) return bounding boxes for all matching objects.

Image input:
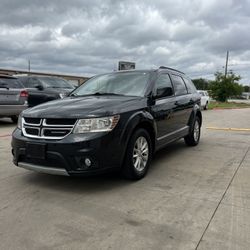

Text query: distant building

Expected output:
[0,68,89,86]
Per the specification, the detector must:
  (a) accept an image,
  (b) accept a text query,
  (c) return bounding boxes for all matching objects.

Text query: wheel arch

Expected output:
[188,105,202,129]
[120,111,157,155]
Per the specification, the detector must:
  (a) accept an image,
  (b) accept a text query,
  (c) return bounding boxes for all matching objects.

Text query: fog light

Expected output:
[85,158,92,167]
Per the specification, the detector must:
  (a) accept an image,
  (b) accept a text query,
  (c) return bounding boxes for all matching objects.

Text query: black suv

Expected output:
[18,76,75,107]
[12,67,202,180]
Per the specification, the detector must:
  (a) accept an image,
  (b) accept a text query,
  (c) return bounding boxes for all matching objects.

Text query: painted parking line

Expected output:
[206,127,250,132]
[0,134,12,138]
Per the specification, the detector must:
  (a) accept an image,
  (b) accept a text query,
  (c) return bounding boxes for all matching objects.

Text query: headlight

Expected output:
[73,115,120,133]
[17,114,22,129]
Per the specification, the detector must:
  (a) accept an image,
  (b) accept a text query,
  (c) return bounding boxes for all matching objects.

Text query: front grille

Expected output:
[45,118,76,125]
[24,117,41,125]
[43,129,71,137]
[25,127,39,136]
[22,117,76,139]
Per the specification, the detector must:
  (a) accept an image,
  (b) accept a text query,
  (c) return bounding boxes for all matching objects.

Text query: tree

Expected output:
[210,71,243,102]
[192,78,210,90]
[243,85,250,92]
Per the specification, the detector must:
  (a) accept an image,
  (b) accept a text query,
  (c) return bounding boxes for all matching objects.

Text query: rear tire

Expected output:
[122,129,152,180]
[11,116,18,123]
[184,116,201,146]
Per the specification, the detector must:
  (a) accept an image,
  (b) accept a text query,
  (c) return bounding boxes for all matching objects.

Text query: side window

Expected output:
[154,74,173,98]
[183,77,197,94]
[171,74,188,96]
[30,78,41,87]
[18,77,28,87]
[19,77,36,88]
[0,79,23,89]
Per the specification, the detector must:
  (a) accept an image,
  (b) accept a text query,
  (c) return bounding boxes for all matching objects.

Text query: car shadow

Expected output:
[153,140,186,164]
[20,140,188,194]
[22,171,132,194]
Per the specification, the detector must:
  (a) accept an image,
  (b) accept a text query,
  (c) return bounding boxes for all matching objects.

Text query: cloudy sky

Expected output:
[0,0,250,84]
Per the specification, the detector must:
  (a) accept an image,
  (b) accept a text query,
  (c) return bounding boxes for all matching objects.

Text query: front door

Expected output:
[150,73,177,147]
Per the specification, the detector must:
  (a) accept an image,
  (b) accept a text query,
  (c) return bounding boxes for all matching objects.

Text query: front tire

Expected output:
[184,116,201,146]
[122,129,152,180]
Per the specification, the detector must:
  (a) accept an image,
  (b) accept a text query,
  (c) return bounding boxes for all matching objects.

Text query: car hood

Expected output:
[23,95,147,118]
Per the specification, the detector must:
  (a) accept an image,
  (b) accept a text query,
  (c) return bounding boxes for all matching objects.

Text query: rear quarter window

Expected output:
[171,74,188,96]
[183,77,197,94]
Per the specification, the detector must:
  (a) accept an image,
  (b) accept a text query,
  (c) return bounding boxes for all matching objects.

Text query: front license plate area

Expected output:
[26,143,46,159]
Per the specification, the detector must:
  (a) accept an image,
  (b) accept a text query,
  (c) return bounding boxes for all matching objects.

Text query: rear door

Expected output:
[170,74,192,129]
[0,78,24,105]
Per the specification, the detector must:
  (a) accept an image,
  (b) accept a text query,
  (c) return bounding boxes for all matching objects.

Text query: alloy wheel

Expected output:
[193,120,200,142]
[133,136,149,172]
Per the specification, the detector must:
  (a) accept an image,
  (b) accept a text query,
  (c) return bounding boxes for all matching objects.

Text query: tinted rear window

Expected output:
[39,77,74,89]
[18,77,30,87]
[171,74,188,96]
[183,77,197,94]
[0,78,23,88]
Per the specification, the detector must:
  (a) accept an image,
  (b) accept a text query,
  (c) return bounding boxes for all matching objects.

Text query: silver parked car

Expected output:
[0,75,28,123]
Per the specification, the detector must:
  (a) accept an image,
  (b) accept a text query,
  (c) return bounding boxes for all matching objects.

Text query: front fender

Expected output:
[119,110,156,153]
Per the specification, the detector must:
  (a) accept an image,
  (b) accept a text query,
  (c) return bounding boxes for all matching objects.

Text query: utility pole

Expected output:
[28,60,31,74]
[224,51,229,77]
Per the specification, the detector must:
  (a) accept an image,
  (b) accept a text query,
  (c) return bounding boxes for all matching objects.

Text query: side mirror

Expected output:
[156,87,173,99]
[34,84,44,91]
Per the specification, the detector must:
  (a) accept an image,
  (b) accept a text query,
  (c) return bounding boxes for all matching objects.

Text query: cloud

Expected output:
[0,0,250,84]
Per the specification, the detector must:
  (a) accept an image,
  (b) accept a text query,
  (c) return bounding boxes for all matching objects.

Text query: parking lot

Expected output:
[0,109,250,250]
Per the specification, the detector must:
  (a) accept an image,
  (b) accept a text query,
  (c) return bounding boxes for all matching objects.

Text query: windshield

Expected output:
[39,77,74,89]
[71,72,150,97]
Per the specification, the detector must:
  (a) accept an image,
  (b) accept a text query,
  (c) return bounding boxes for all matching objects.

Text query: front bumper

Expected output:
[12,128,125,176]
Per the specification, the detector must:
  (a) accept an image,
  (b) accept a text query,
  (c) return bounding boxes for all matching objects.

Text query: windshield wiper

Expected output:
[92,92,125,96]
[70,92,125,97]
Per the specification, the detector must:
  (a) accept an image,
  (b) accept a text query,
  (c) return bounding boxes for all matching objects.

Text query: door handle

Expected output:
[175,101,179,105]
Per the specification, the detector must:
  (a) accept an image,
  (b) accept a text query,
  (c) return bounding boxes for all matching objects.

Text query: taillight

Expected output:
[20,90,28,98]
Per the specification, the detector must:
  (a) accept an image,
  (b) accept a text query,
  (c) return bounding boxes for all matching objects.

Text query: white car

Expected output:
[198,90,210,110]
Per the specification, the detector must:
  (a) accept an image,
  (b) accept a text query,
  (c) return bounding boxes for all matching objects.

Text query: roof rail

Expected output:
[159,66,185,74]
